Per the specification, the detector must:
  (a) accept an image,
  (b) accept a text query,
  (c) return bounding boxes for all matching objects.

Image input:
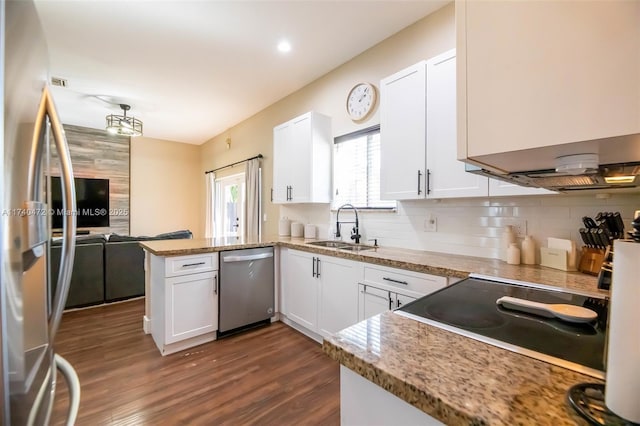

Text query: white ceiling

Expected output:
[34,1,449,145]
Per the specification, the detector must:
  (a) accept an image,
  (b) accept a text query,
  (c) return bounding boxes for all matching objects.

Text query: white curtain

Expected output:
[245,158,261,240]
[205,171,215,238]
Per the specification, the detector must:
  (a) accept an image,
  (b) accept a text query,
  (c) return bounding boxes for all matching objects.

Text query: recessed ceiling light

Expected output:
[277,40,291,53]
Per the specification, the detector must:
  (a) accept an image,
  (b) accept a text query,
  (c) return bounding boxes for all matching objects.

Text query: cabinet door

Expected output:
[358,284,391,321]
[289,113,313,202]
[488,179,555,197]
[318,255,360,337]
[286,250,318,331]
[459,0,640,159]
[272,112,332,204]
[165,271,217,344]
[393,293,416,310]
[380,62,427,200]
[272,122,292,203]
[426,49,488,199]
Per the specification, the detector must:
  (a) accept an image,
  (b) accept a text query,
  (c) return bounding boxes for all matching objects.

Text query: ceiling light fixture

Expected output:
[277,40,291,53]
[106,104,143,137]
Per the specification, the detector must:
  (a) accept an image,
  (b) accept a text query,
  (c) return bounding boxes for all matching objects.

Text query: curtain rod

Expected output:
[204,154,263,174]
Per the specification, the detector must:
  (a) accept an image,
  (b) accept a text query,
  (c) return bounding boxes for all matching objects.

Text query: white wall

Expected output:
[200,3,455,238]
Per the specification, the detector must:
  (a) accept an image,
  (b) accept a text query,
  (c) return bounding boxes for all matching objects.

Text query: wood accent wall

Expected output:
[50,124,130,235]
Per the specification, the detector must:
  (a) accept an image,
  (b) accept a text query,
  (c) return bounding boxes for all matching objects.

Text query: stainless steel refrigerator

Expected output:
[2,1,81,424]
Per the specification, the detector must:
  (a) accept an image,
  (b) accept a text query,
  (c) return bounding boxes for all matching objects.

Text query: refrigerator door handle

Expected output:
[27,86,77,340]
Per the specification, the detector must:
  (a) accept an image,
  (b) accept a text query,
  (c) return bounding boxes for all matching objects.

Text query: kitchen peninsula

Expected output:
[323,311,600,425]
[140,237,605,423]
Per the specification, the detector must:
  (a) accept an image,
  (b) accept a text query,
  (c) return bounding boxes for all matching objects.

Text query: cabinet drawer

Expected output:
[363,265,446,296]
[165,253,217,277]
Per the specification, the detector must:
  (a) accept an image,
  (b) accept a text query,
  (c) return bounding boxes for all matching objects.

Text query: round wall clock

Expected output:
[346,82,377,122]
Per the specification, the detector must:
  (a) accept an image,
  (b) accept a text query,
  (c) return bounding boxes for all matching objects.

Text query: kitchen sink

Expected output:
[307,241,376,252]
[337,244,376,252]
[307,240,349,248]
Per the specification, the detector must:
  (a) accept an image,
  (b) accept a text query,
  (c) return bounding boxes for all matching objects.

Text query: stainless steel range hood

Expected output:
[465,133,640,192]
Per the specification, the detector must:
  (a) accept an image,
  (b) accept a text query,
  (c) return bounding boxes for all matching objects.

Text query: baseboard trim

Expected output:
[280,316,323,344]
[143,315,151,334]
[155,331,217,356]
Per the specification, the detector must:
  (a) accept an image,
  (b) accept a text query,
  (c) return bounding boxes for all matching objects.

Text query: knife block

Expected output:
[578,247,606,275]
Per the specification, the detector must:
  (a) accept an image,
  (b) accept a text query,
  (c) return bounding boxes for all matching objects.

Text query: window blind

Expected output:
[333,126,396,209]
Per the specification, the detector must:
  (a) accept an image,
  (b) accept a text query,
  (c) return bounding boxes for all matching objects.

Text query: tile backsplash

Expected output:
[279,193,640,260]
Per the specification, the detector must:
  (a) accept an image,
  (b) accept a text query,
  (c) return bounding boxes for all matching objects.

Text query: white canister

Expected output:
[507,243,521,265]
[291,222,304,238]
[278,218,291,236]
[304,224,316,239]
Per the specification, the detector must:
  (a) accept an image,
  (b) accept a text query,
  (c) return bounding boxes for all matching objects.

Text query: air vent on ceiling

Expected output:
[51,77,68,87]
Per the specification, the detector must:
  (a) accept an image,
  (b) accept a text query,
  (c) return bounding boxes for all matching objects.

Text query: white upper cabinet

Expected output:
[380,61,428,200]
[272,111,332,204]
[425,49,488,199]
[380,50,487,200]
[457,0,640,165]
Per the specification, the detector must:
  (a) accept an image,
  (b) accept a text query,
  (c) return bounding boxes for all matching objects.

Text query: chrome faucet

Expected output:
[335,203,361,244]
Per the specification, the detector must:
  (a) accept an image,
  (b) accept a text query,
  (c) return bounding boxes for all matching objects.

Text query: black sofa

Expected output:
[51,234,107,309]
[51,230,192,309]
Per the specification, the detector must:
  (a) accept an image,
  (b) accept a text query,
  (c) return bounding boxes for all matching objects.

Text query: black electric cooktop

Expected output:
[396,275,608,378]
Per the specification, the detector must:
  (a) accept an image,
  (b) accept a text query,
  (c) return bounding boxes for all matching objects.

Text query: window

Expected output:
[332,125,395,210]
[214,173,245,238]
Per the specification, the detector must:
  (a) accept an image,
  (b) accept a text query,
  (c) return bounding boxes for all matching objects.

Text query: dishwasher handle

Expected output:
[222,252,274,263]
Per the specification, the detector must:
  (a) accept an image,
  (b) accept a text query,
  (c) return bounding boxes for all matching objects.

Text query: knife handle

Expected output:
[579,228,591,247]
[613,212,625,237]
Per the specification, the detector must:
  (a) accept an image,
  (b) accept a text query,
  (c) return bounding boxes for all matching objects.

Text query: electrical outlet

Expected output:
[424,214,437,232]
[510,219,527,238]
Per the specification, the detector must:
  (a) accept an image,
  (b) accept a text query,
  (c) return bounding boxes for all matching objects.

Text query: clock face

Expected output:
[346,83,377,121]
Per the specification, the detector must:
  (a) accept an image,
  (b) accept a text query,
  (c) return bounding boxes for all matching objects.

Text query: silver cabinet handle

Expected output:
[383,277,409,286]
[214,274,218,295]
[27,87,76,341]
[222,252,273,262]
[417,170,423,195]
[316,257,321,278]
[426,169,431,195]
[312,257,316,277]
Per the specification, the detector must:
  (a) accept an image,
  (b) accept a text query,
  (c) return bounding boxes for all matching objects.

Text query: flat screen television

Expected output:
[51,177,110,229]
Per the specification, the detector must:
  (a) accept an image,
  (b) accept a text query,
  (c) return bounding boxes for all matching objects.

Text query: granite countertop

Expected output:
[140,236,604,297]
[138,237,276,256]
[143,236,604,423]
[323,311,598,425]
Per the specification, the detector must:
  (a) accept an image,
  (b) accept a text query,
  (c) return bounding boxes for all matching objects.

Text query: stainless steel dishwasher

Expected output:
[218,247,275,336]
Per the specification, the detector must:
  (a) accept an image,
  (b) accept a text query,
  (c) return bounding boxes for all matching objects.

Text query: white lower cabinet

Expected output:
[286,250,318,331]
[165,271,218,344]
[359,285,396,320]
[282,249,361,341]
[358,284,419,322]
[317,256,360,338]
[150,253,218,356]
[358,264,447,321]
[281,249,451,340]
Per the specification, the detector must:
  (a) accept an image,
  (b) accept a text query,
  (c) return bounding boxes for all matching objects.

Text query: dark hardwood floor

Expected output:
[51,299,340,425]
